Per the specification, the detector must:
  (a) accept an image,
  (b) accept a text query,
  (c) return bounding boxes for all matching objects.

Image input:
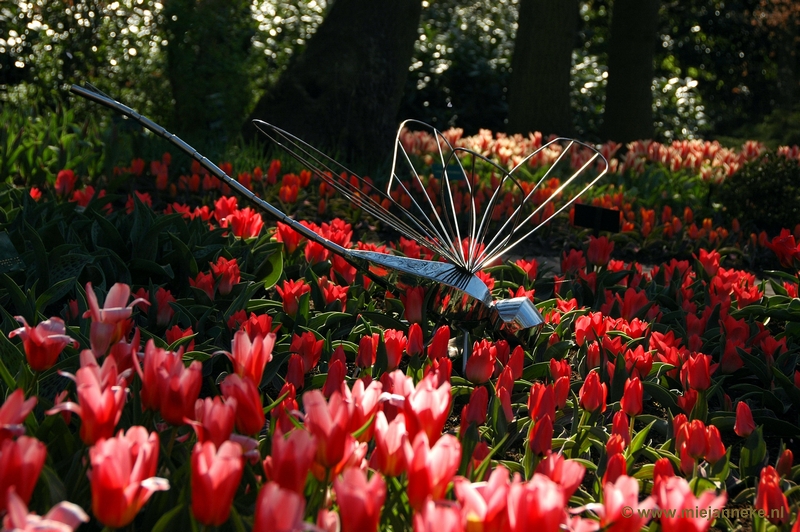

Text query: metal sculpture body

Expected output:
[71,84,608,345]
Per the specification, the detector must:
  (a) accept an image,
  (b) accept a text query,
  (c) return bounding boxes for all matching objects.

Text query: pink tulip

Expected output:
[9,316,75,371]
[0,436,46,514]
[46,350,127,445]
[506,473,565,532]
[187,396,236,447]
[303,389,354,469]
[597,475,654,532]
[407,433,461,510]
[345,378,383,442]
[158,353,202,427]
[655,476,726,532]
[263,428,317,494]
[454,466,510,531]
[0,389,36,442]
[83,282,147,356]
[333,467,387,532]
[191,441,244,526]
[2,489,88,532]
[404,374,451,443]
[227,329,275,386]
[221,374,265,436]
[370,411,413,477]
[413,499,465,532]
[88,427,169,528]
[535,451,586,499]
[253,481,306,532]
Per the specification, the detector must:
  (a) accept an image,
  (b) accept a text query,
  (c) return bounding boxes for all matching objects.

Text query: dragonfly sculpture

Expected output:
[71,84,608,346]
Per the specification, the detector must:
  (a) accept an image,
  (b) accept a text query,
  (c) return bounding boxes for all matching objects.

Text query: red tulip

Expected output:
[407,433,461,510]
[579,371,607,413]
[275,278,311,317]
[383,329,407,371]
[164,324,194,352]
[465,339,497,384]
[275,222,302,253]
[682,353,715,391]
[413,499,464,532]
[333,468,386,532]
[153,287,176,327]
[46,351,127,444]
[407,323,424,356]
[460,385,488,435]
[401,286,425,324]
[404,374,452,443]
[370,411,413,477]
[734,401,756,438]
[88,427,169,528]
[289,331,324,373]
[0,389,36,442]
[755,465,790,525]
[9,316,76,371]
[776,449,793,477]
[506,473,565,532]
[0,436,46,514]
[356,333,380,368]
[346,378,383,442]
[210,256,240,296]
[652,457,675,494]
[529,416,553,456]
[2,488,88,531]
[704,425,726,465]
[574,312,605,346]
[427,325,450,361]
[587,235,614,267]
[655,476,726,532]
[158,354,202,427]
[190,271,216,301]
[225,207,264,238]
[253,481,306,532]
[286,353,305,390]
[679,419,708,460]
[620,377,643,417]
[191,441,244,526]
[453,466,510,531]
[694,248,721,277]
[302,389,353,468]
[83,282,147,356]
[612,411,630,447]
[263,428,316,494]
[221,374,265,436]
[603,453,627,486]
[323,358,347,398]
[515,257,539,280]
[528,382,555,422]
[227,329,275,386]
[188,396,236,448]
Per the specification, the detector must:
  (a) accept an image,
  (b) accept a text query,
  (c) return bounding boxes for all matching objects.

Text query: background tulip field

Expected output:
[2,123,800,532]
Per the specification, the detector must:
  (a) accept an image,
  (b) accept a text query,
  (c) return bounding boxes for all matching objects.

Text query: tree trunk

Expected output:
[602,0,660,143]
[507,0,578,136]
[246,0,422,170]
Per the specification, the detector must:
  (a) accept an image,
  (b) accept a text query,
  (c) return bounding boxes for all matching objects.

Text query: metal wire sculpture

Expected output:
[71,84,608,344]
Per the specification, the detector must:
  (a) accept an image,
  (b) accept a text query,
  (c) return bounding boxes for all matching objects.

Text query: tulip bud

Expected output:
[579,371,607,413]
[734,401,756,437]
[620,377,643,416]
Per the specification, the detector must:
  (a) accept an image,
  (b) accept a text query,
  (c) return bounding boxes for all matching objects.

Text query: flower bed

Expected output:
[1,129,800,531]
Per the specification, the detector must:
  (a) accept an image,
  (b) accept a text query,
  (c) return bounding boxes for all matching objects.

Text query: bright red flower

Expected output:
[275,222,303,254]
[252,481,306,532]
[587,235,614,266]
[776,449,793,477]
[190,271,216,301]
[765,229,800,268]
[213,195,238,223]
[383,329,407,371]
[225,207,264,238]
[323,358,347,398]
[506,473,565,532]
[55,169,77,196]
[275,278,311,317]
[427,325,450,361]
[597,475,654,532]
[407,432,461,510]
[620,377,643,416]
[755,466,790,525]
[466,339,497,384]
[9,316,75,372]
[413,499,464,532]
[345,378,383,442]
[165,324,194,352]
[87,427,169,529]
[0,436,46,514]
[83,282,147,357]
[188,396,236,448]
[29,187,42,201]
[407,323,424,356]
[286,354,305,390]
[153,287,176,327]
[536,451,586,499]
[528,383,555,422]
[515,257,539,280]
[356,333,380,368]
[460,385,489,435]
[221,374,265,436]
[678,419,708,460]
[561,249,586,274]
[734,401,756,437]
[612,411,630,447]
[401,286,426,324]
[453,466,510,531]
[319,276,349,310]
[603,453,627,486]
[694,249,721,277]
[370,412,413,477]
[210,256,240,296]
[705,425,726,465]
[579,371,607,413]
[528,414,553,456]
[334,468,386,532]
[681,353,716,392]
[290,331,324,372]
[135,340,201,426]
[574,312,605,346]
[191,441,244,526]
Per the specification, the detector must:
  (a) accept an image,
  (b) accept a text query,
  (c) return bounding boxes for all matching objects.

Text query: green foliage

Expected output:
[716,153,800,233]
